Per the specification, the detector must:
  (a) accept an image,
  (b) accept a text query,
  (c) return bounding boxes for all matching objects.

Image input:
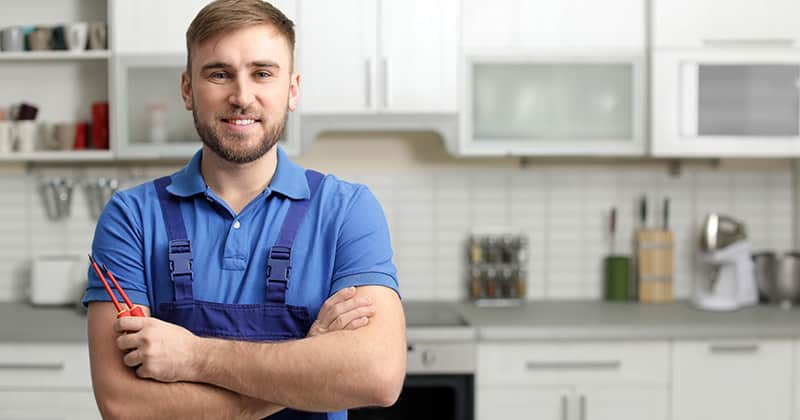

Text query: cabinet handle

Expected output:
[709,343,760,354]
[0,362,65,370]
[579,394,587,420]
[560,394,568,420]
[365,59,372,109]
[703,38,795,48]
[382,57,389,109]
[525,360,622,370]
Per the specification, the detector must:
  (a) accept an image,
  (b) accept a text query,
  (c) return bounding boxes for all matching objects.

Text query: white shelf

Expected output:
[0,150,113,162]
[0,50,111,61]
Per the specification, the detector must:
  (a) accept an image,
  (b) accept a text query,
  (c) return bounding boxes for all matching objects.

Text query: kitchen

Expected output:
[1,0,800,419]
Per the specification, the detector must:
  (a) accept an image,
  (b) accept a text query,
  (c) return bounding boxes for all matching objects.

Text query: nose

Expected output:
[228,76,254,108]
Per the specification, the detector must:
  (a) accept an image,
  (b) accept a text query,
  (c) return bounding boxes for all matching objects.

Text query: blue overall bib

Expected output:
[153,170,328,420]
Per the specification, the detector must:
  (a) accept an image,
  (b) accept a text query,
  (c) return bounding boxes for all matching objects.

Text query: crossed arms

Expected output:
[88,285,406,419]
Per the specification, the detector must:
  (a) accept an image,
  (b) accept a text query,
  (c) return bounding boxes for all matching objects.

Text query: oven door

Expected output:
[652,48,800,157]
[349,374,474,420]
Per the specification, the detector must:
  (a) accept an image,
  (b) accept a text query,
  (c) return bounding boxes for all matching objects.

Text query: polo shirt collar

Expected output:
[166,146,310,200]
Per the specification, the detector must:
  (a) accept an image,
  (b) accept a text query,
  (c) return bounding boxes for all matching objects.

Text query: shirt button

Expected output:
[233,220,241,229]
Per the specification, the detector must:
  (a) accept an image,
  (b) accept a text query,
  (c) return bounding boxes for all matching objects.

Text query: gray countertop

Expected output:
[4,300,800,343]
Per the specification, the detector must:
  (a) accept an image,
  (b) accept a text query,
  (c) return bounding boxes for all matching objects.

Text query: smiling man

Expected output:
[83,1,406,419]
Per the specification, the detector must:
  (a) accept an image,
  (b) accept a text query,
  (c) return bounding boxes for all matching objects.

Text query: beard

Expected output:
[192,102,288,164]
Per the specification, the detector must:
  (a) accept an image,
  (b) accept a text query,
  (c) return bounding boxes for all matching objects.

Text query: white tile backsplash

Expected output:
[0,161,795,302]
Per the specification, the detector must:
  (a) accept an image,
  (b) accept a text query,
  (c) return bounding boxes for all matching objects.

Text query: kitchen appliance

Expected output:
[350,304,475,420]
[753,251,800,308]
[694,213,758,311]
[29,255,84,306]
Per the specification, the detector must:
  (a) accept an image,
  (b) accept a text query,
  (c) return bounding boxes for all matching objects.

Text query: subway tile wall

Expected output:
[0,164,793,302]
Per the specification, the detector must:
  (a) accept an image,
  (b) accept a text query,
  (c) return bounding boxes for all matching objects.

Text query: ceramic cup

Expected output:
[28,27,52,51]
[38,123,58,150]
[1,27,24,52]
[16,121,38,153]
[0,122,16,154]
[65,22,88,51]
[54,122,76,150]
[87,21,107,50]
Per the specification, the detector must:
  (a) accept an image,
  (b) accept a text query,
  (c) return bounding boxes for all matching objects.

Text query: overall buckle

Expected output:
[168,239,193,283]
[267,246,291,286]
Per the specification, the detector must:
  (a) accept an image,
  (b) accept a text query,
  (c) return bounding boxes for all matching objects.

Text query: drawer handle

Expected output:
[709,344,759,354]
[525,360,622,370]
[0,362,65,370]
[703,38,795,47]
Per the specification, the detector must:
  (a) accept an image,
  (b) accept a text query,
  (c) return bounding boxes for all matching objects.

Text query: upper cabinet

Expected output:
[653,0,800,48]
[298,0,458,114]
[650,0,800,157]
[459,0,647,156]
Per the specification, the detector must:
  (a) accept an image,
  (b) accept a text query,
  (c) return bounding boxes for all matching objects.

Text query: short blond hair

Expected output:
[185,0,295,74]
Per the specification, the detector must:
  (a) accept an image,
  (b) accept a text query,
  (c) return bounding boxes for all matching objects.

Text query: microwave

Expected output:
[652,48,800,157]
[459,52,647,156]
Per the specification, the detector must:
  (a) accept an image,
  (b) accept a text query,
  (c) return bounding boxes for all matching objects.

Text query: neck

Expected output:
[200,146,279,214]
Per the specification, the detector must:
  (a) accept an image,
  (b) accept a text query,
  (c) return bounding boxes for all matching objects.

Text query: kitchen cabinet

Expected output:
[0,343,99,419]
[298,0,458,114]
[672,339,792,420]
[458,0,647,156]
[0,0,112,162]
[652,0,800,48]
[476,341,670,420]
[462,0,645,50]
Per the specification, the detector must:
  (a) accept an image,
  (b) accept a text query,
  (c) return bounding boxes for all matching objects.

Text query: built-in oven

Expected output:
[349,305,476,420]
[652,47,800,156]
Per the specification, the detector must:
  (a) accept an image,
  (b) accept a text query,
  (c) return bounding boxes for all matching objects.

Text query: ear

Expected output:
[181,71,193,111]
[287,72,300,112]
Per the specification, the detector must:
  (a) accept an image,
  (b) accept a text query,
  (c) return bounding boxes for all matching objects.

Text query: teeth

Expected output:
[231,119,255,125]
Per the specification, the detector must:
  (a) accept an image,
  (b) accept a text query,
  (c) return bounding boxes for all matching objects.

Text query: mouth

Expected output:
[220,116,262,131]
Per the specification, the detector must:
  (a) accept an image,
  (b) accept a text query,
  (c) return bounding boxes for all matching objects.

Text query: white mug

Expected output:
[16,121,38,153]
[65,22,88,51]
[0,121,15,154]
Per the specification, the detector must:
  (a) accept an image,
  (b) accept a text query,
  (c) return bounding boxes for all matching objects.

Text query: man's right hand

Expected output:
[307,286,375,337]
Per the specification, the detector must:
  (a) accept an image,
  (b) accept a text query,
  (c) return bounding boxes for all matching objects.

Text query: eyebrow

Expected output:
[200,61,282,72]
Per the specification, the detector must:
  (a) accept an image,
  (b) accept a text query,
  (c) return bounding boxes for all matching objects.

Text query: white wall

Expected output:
[0,132,793,302]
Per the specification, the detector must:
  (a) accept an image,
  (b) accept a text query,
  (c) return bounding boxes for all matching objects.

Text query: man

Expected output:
[83,1,406,419]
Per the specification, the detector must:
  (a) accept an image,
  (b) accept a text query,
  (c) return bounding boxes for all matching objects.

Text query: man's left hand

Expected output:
[114,316,197,383]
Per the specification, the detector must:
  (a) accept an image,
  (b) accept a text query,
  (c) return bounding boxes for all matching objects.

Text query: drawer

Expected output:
[477,341,669,386]
[0,344,91,389]
[0,390,100,420]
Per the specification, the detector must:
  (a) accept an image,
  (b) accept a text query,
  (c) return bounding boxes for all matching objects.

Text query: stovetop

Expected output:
[404,304,468,327]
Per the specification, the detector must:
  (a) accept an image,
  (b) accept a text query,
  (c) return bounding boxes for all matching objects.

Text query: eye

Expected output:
[209,72,229,81]
[255,70,272,79]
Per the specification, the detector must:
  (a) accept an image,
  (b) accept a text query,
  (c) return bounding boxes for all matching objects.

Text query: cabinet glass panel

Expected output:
[690,64,800,136]
[473,63,633,141]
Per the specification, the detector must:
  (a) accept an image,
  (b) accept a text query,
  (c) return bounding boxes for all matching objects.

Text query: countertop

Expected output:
[4,300,800,344]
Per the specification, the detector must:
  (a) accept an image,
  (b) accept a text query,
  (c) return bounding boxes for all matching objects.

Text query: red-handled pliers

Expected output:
[88,254,146,318]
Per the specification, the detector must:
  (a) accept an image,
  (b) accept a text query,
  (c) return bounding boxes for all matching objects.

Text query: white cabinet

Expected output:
[672,339,792,420]
[477,341,670,420]
[298,0,458,114]
[459,0,647,156]
[462,0,645,50]
[653,0,800,48]
[0,343,99,419]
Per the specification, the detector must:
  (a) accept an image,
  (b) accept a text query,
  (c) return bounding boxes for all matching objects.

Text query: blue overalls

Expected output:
[153,170,328,420]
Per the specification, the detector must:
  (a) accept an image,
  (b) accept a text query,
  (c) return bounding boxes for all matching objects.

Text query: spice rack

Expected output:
[467,228,528,306]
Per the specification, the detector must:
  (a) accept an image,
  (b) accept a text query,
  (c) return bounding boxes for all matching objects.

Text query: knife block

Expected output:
[635,229,674,303]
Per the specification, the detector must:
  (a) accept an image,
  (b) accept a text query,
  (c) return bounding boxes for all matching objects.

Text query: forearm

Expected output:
[96,377,283,420]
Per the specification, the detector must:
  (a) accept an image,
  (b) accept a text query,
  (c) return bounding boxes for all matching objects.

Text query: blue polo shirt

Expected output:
[82,147,399,320]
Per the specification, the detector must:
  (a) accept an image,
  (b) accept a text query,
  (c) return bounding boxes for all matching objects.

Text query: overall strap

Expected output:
[154,176,194,302]
[266,170,325,303]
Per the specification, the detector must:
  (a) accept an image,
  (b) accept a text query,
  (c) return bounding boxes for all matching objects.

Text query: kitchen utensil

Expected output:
[27,27,52,51]
[65,22,88,51]
[16,103,38,121]
[54,122,76,150]
[1,27,24,51]
[87,21,107,50]
[604,207,631,301]
[91,101,109,149]
[635,197,674,303]
[15,121,37,152]
[694,213,758,311]
[752,251,777,303]
[88,254,145,318]
[755,251,800,308]
[0,121,15,154]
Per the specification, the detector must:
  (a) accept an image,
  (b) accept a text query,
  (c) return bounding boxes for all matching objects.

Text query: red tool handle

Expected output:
[88,255,123,313]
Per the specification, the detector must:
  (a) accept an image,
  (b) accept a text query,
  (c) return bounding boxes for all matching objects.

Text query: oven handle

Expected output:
[526,360,622,370]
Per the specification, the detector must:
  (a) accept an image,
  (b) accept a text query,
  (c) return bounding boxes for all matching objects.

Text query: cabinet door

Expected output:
[298,0,377,113]
[577,385,668,420]
[653,0,800,48]
[672,339,792,420]
[462,0,645,50]
[380,0,458,112]
[0,391,99,420]
[478,386,572,420]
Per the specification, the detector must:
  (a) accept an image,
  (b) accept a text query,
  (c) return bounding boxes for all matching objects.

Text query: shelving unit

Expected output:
[0,51,110,61]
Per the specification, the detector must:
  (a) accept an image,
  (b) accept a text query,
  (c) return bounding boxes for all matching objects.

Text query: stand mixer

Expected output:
[694,213,758,311]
